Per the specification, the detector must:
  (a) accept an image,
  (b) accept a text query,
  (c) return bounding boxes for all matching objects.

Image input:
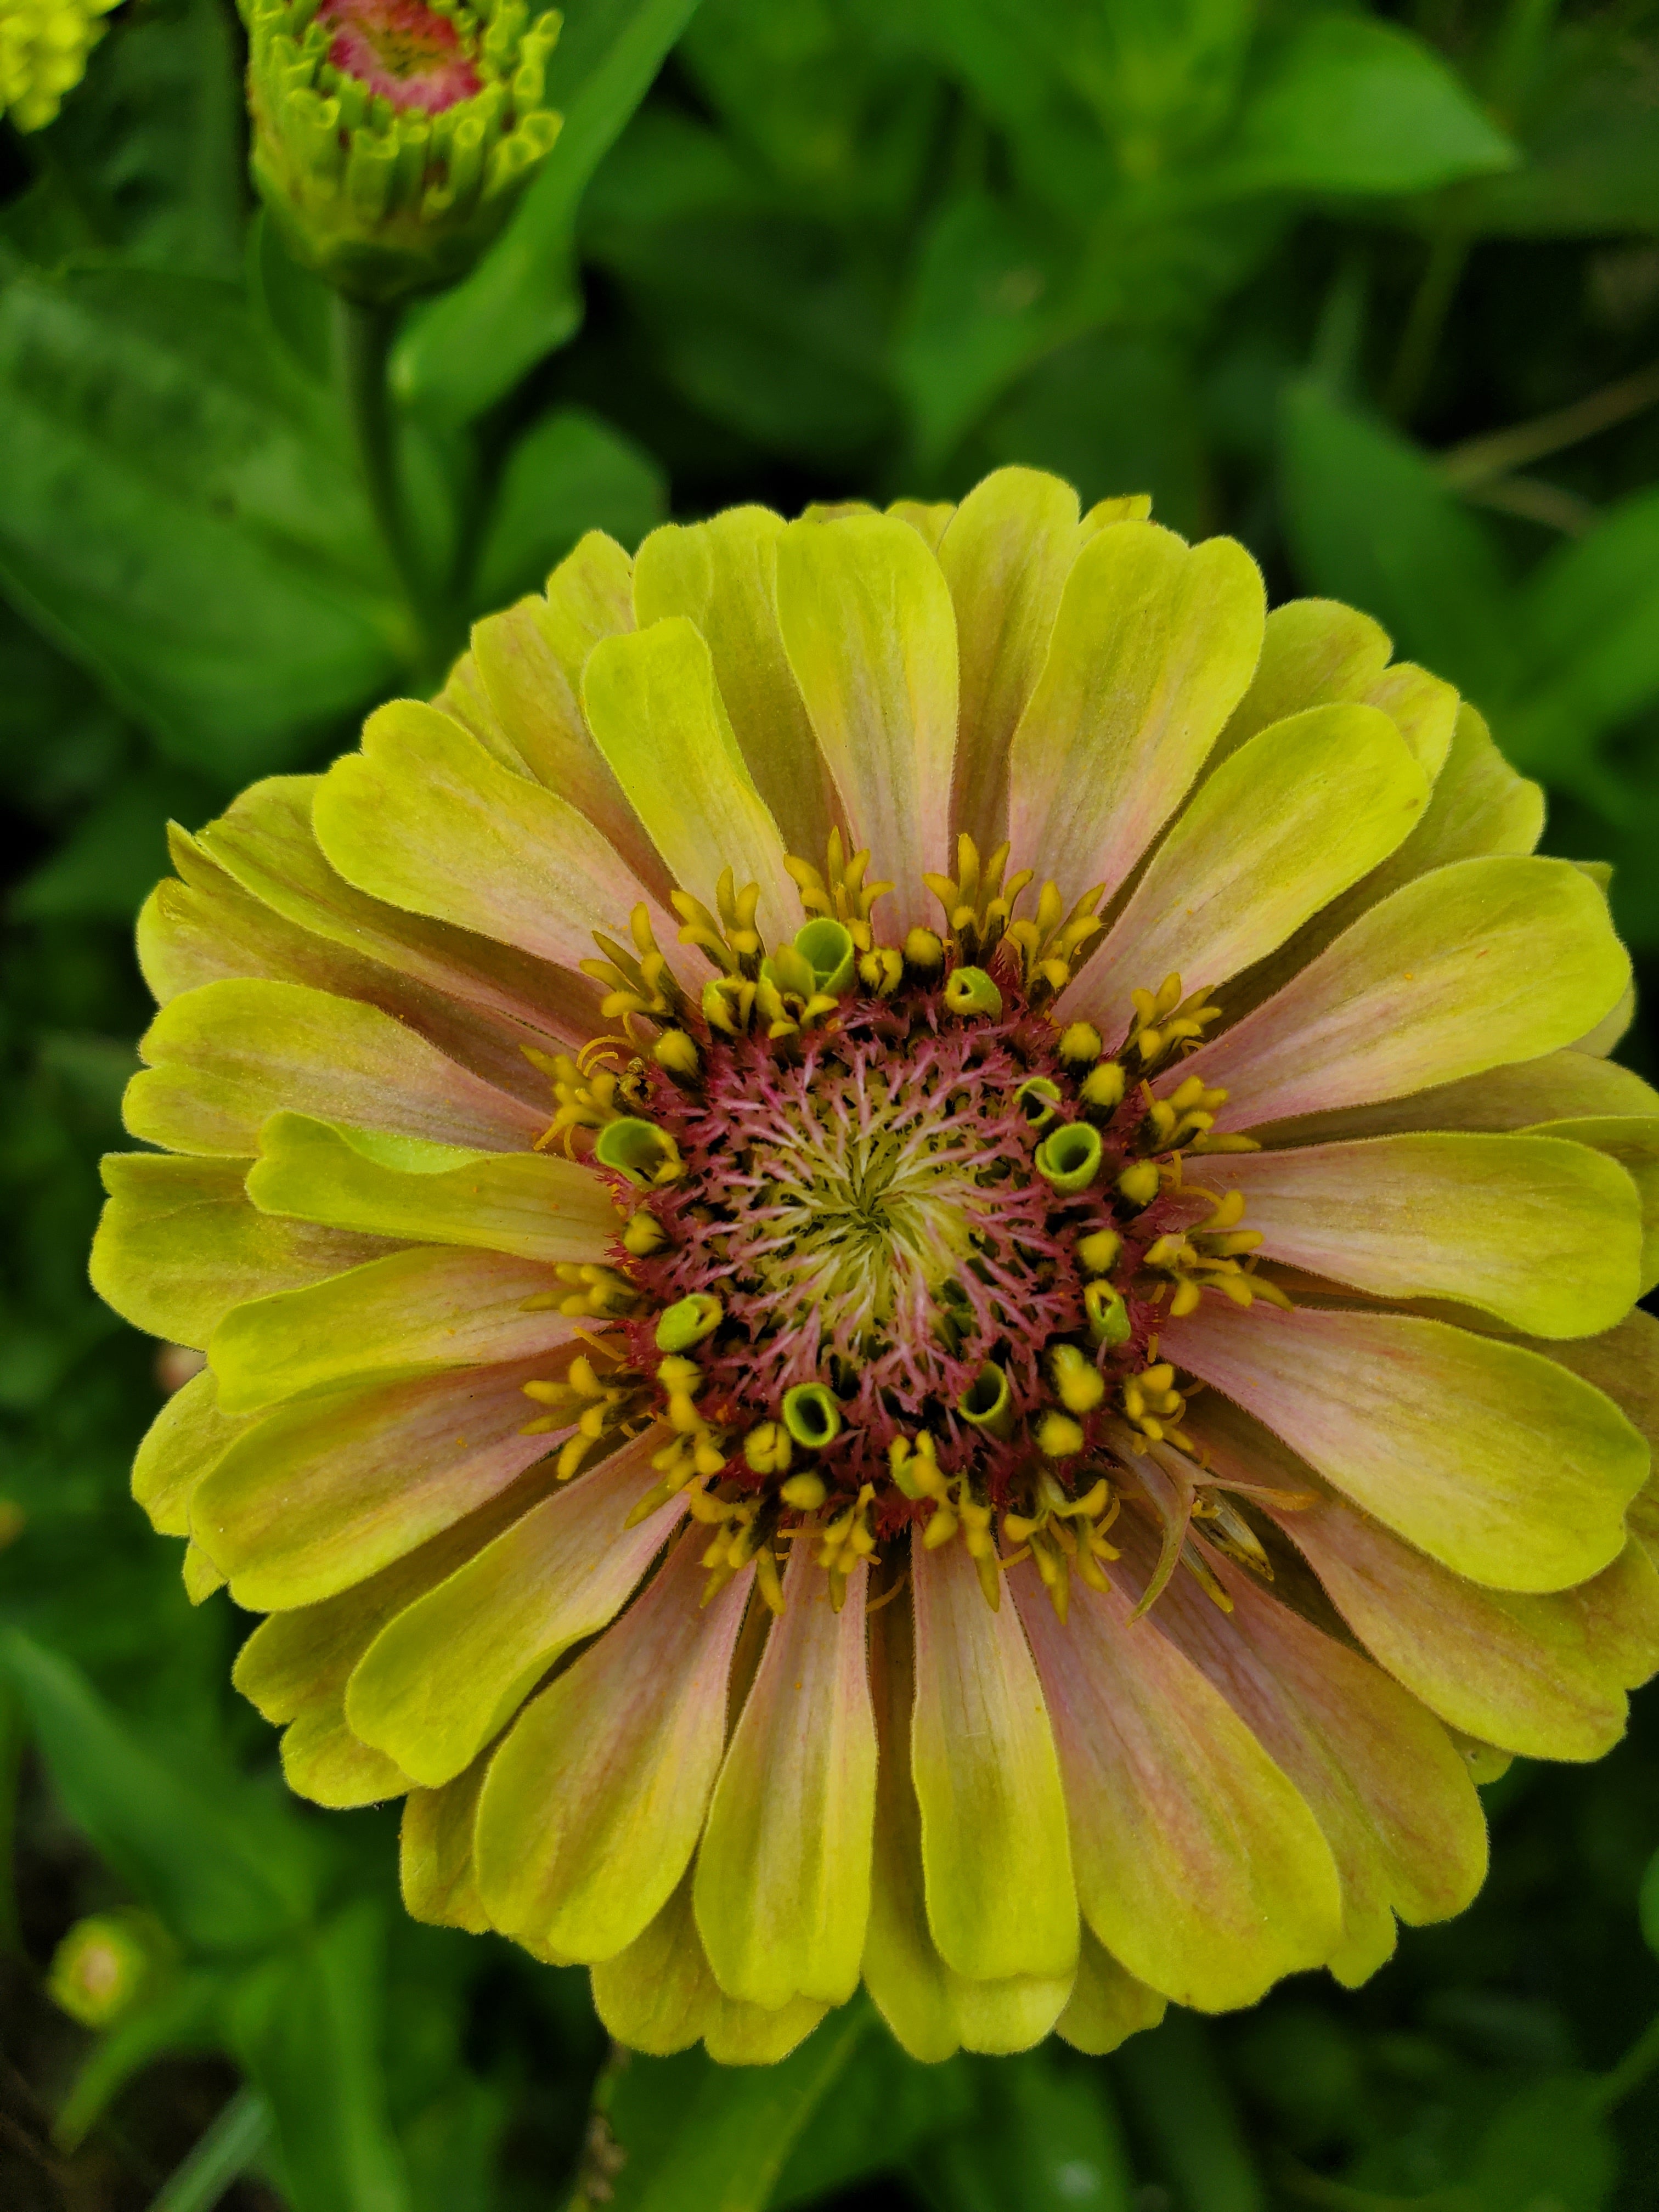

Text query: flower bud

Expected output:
[0,0,120,133]
[47,1912,170,2029]
[239,0,563,304]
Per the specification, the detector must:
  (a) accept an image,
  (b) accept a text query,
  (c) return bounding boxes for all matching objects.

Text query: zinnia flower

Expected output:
[240,0,562,302]
[93,469,1659,2066]
[0,0,120,133]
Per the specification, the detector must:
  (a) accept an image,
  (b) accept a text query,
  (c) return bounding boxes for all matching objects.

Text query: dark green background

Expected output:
[3,2,1659,2208]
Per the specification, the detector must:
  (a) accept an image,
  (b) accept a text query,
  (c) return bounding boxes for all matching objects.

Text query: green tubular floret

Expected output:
[237,0,564,303]
[1035,1121,1103,1193]
[957,1362,1014,1441]
[793,917,857,997]
[781,1384,843,1449]
[1085,1280,1132,1346]
[594,1115,681,1187]
[1014,1076,1063,1127]
[943,965,1003,1019]
[655,1294,724,1353]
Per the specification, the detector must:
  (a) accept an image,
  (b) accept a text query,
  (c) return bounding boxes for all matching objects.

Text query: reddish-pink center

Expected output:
[319,0,482,112]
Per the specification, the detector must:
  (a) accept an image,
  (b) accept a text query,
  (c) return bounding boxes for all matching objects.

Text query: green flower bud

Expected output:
[239,0,563,304]
[0,0,121,132]
[46,1911,170,2029]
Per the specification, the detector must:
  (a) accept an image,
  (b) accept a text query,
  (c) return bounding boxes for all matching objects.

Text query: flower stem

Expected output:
[334,294,444,682]
[1385,225,1470,425]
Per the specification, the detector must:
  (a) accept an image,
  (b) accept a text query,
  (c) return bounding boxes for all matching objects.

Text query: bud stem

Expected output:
[334,294,447,681]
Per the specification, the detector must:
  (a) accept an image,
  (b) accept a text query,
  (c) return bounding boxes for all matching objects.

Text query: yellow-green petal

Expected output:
[775,512,959,933]
[633,506,834,861]
[1181,855,1629,1132]
[693,1549,876,2008]
[474,1534,752,1962]
[91,1153,393,1350]
[346,1436,686,1788]
[1014,1561,1343,2011]
[1219,598,1391,755]
[582,616,800,943]
[590,1870,828,2063]
[126,978,541,1159]
[1526,1117,1659,1294]
[1202,1131,1642,1337]
[210,1246,578,1415]
[193,1354,569,1607]
[1054,1929,1167,2058]
[1007,522,1265,909]
[132,1364,253,1537]
[402,1760,492,1933]
[1069,702,1426,1043]
[312,700,678,974]
[1256,1044,1659,1149]
[909,1533,1076,1984]
[1166,1303,1647,1593]
[245,1113,617,1264]
[935,467,1082,855]
[862,1598,1073,2062]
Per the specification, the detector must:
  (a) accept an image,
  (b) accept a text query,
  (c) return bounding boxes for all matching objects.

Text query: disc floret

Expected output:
[520,834,1305,1628]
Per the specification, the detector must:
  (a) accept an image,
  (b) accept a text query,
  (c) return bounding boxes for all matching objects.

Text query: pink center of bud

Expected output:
[319,0,482,114]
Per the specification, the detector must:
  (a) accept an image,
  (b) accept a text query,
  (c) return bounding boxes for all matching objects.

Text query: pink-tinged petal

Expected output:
[473,1534,752,1963]
[126,978,543,1158]
[402,1758,492,1933]
[1527,1117,1659,1295]
[1013,1559,1342,2011]
[775,513,958,932]
[132,1364,253,1537]
[582,618,802,945]
[633,507,837,862]
[1218,599,1391,755]
[1175,856,1629,1132]
[1197,1131,1641,1338]
[1054,1927,1167,2057]
[233,1465,554,1807]
[209,1247,579,1415]
[193,778,601,1048]
[1007,523,1265,911]
[590,1870,828,2063]
[1184,1394,1659,1760]
[138,836,557,1111]
[1164,1301,1646,1593]
[909,1534,1077,1984]
[862,1595,1073,2062]
[935,467,1084,855]
[1066,702,1426,1044]
[694,1548,876,2007]
[246,1113,618,1265]
[91,1153,395,1351]
[311,702,681,976]
[347,1435,687,1788]
[1200,703,1544,1047]
[1136,1526,1486,1989]
[192,1353,571,1608]
[469,533,675,900]
[1252,1046,1658,1150]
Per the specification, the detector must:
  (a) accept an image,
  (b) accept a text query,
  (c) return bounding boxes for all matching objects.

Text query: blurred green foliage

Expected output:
[3,0,1659,2207]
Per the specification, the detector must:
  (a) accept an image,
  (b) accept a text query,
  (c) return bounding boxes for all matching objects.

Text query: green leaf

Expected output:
[148,2086,275,2212]
[906,2050,1135,2212]
[1446,26,1659,238]
[54,1970,228,2152]
[1502,487,1659,785]
[590,2002,871,2211]
[0,264,403,779]
[394,0,703,426]
[1640,1848,1659,1961]
[769,2035,975,2209]
[1200,15,1515,199]
[228,1902,413,2212]
[0,1627,322,1955]
[29,0,245,280]
[1114,2011,1265,2212]
[11,766,223,921]
[1463,2075,1616,2212]
[470,406,665,613]
[1278,380,1520,708]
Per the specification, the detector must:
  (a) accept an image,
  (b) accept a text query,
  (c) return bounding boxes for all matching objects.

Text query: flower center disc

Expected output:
[319,0,482,111]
